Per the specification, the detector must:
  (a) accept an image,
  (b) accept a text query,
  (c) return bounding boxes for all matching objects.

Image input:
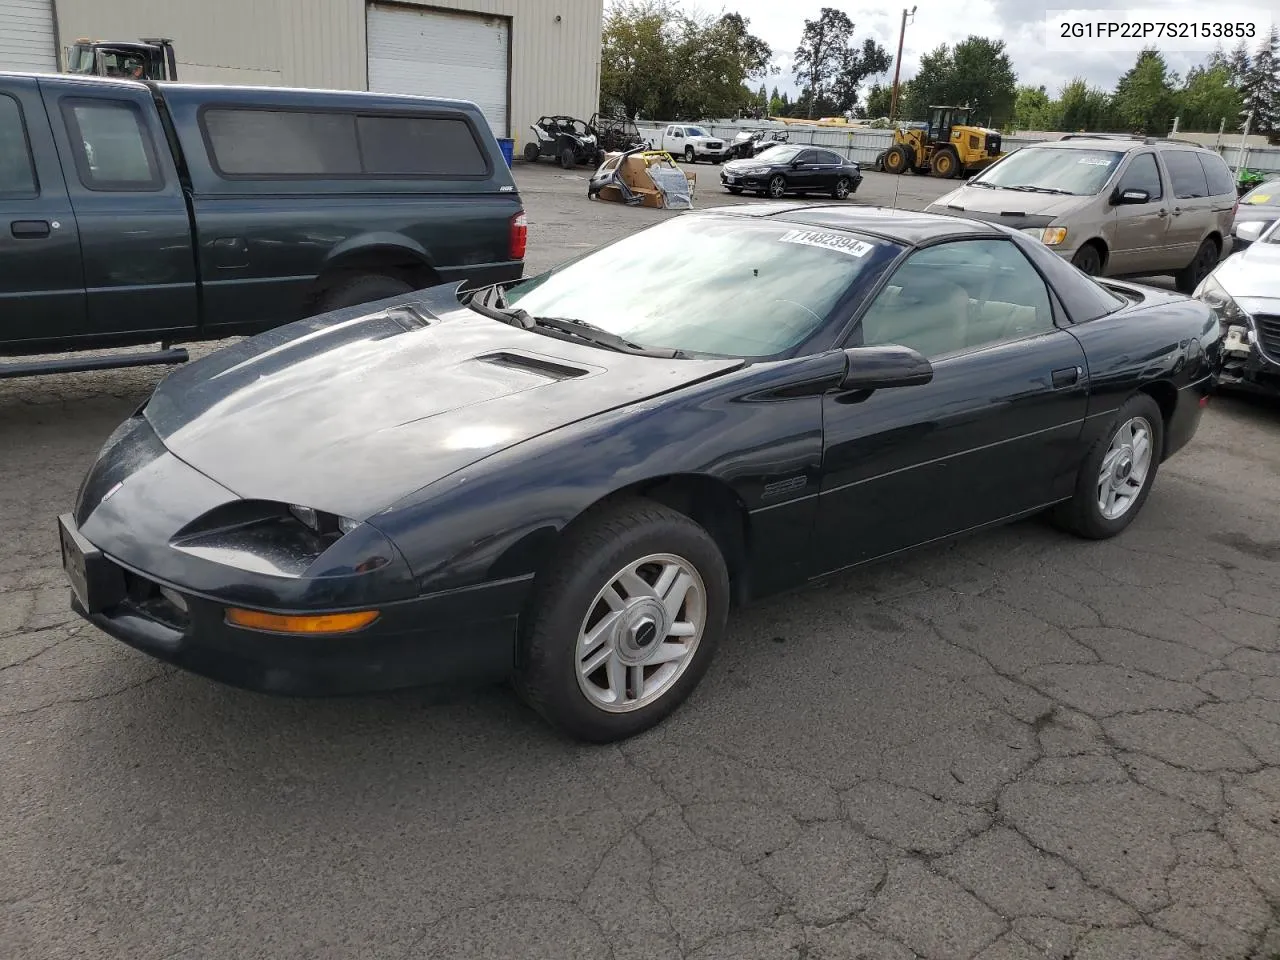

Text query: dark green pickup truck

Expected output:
[0,73,526,377]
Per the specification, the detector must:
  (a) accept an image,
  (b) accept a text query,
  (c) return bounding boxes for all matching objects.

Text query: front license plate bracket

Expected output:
[58,514,125,615]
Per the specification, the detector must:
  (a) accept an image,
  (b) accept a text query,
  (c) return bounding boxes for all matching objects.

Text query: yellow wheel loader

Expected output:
[881,106,1003,178]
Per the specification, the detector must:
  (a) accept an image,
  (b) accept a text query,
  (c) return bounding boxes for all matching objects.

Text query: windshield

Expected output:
[754,144,802,164]
[973,147,1123,195]
[685,127,709,137]
[1240,180,1280,205]
[500,215,901,357]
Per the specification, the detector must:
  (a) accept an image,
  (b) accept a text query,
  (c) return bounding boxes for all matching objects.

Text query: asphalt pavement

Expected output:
[2,163,1279,960]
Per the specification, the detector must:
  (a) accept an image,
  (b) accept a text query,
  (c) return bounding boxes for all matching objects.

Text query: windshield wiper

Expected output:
[463,286,683,358]
[1002,184,1075,195]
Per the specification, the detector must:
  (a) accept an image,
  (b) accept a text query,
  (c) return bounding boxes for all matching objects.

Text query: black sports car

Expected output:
[60,205,1221,742]
[721,144,862,200]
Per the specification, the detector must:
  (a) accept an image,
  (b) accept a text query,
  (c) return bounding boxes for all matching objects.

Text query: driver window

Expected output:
[1118,153,1162,202]
[856,239,1055,358]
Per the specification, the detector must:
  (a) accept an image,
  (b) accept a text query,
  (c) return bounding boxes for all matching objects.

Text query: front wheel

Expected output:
[559,147,576,169]
[515,499,730,742]
[1071,244,1103,276]
[524,142,540,162]
[727,186,743,194]
[684,146,695,163]
[767,174,788,199]
[1051,393,1164,540]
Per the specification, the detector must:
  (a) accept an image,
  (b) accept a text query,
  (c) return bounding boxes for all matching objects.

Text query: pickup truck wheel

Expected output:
[514,497,729,742]
[684,146,695,163]
[316,274,414,313]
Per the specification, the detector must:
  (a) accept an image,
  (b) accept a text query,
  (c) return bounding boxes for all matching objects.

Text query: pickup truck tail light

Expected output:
[510,211,528,260]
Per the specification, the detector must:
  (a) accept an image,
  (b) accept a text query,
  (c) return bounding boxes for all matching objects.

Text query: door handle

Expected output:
[11,220,50,239]
[1156,209,1168,217]
[1051,366,1081,388]
[1171,207,1183,216]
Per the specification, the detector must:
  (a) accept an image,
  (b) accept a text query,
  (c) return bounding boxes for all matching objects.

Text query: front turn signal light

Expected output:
[1040,227,1068,246]
[225,607,380,635]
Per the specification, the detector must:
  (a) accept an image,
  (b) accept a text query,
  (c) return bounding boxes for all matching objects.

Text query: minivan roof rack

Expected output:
[1057,133,1207,149]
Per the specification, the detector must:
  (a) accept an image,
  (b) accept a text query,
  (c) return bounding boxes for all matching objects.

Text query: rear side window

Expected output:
[0,94,37,197]
[1162,150,1209,199]
[61,98,163,191]
[815,149,842,164]
[356,116,486,176]
[1198,152,1236,197]
[201,107,489,179]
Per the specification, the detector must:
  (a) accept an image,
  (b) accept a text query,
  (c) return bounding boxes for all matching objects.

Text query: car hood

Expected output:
[1213,242,1280,301]
[142,286,744,521]
[927,185,1087,221]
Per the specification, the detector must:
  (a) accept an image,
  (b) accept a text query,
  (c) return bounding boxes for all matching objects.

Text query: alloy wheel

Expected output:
[769,175,787,199]
[575,553,707,713]
[1097,416,1153,520]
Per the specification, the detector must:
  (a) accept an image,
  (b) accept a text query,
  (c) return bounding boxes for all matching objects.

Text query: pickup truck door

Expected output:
[38,78,198,342]
[0,78,87,346]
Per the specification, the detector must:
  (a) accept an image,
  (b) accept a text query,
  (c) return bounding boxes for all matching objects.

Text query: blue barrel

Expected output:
[497,138,514,167]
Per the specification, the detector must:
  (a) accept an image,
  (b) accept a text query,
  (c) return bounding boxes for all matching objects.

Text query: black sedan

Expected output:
[1231,177,1280,250]
[60,205,1220,742]
[721,144,862,200]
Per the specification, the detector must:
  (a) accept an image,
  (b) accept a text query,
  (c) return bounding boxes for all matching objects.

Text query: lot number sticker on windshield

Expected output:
[1245,193,1271,204]
[779,229,872,257]
[1078,157,1111,165]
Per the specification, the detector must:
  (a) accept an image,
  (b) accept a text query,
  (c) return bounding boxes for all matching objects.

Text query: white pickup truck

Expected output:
[648,124,730,164]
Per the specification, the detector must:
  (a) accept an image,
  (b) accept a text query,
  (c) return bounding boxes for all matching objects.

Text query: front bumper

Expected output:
[1216,325,1280,396]
[59,512,528,696]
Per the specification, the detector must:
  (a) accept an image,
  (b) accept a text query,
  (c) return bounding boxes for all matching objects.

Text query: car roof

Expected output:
[708,203,1008,247]
[1026,135,1215,154]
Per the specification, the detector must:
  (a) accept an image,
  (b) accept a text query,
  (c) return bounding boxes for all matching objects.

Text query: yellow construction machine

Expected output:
[881,105,1004,178]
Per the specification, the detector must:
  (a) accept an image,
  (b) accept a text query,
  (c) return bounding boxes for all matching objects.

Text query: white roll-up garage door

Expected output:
[0,0,57,72]
[366,3,509,138]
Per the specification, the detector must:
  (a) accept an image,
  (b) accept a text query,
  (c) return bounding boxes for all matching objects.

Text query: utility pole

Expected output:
[1236,108,1253,175]
[888,5,916,122]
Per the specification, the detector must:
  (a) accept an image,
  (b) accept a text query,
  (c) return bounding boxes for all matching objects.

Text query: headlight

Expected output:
[745,165,770,175]
[1193,274,1250,328]
[290,503,358,536]
[1020,226,1068,246]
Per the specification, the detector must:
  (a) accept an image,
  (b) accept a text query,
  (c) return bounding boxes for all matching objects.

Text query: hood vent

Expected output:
[477,351,592,381]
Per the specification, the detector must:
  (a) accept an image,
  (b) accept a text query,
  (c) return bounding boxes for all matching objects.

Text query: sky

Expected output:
[679,0,1277,101]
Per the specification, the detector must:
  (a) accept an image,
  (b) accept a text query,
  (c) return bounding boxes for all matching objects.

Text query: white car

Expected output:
[1194,218,1280,396]
[649,124,729,164]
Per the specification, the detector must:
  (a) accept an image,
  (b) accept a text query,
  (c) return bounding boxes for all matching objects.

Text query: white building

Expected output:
[1,0,604,145]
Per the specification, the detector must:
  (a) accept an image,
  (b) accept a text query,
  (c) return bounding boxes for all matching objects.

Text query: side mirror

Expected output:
[1114,188,1149,205]
[839,344,933,391]
[1234,220,1266,243]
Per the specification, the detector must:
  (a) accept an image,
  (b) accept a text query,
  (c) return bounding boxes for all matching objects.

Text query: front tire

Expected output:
[1071,243,1103,276]
[727,186,743,194]
[930,149,958,178]
[560,147,576,169]
[685,146,695,163]
[767,174,788,199]
[524,142,540,162]
[1051,393,1163,540]
[515,499,730,742]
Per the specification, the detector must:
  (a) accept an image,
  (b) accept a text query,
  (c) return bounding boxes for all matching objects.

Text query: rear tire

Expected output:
[1051,393,1164,540]
[833,176,852,199]
[514,498,730,743]
[1175,238,1219,294]
[315,273,415,314]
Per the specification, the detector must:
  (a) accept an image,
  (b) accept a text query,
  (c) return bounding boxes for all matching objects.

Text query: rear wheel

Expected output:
[315,273,414,314]
[524,142,540,162]
[833,176,852,199]
[767,174,788,199]
[1175,238,1219,294]
[1071,243,1103,276]
[883,145,911,175]
[1051,393,1163,540]
[514,498,730,742]
[930,149,958,178]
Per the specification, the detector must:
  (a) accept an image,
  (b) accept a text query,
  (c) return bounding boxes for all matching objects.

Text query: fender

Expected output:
[321,231,437,271]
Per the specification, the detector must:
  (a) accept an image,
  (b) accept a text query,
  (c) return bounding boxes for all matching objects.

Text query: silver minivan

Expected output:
[925,136,1238,292]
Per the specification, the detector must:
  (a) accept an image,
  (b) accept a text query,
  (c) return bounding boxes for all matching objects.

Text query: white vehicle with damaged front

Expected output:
[1195,219,1280,396]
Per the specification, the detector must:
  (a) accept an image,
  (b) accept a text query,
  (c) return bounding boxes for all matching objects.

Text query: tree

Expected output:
[768,85,783,116]
[1178,61,1242,132]
[601,1,681,120]
[1229,40,1252,87]
[947,36,1017,126]
[1112,47,1179,135]
[792,7,890,117]
[1241,26,1279,137]
[865,82,892,118]
[1057,77,1113,131]
[1014,85,1058,130]
[901,43,952,119]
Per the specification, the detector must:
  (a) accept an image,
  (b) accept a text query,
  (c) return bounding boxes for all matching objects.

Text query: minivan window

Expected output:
[1162,150,1209,199]
[973,146,1122,196]
[202,108,487,178]
[1198,152,1236,197]
[1117,153,1162,201]
[61,99,163,191]
[0,94,37,197]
